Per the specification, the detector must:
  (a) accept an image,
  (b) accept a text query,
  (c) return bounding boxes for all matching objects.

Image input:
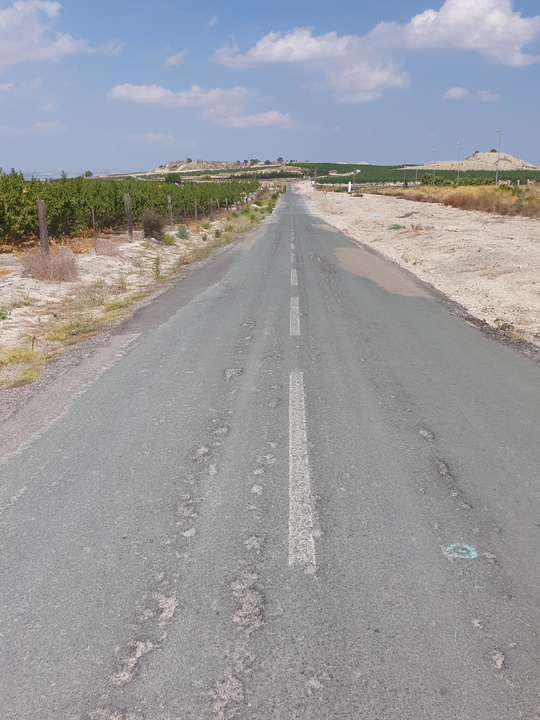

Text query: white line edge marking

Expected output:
[291,269,298,286]
[289,371,316,568]
[290,297,300,336]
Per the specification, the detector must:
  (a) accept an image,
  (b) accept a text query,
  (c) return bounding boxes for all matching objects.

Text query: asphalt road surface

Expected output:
[2,186,540,719]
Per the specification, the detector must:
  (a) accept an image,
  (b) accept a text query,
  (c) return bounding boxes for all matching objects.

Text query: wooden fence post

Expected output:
[124,193,133,242]
[167,195,173,229]
[225,198,228,210]
[91,208,97,249]
[194,197,198,223]
[36,200,49,257]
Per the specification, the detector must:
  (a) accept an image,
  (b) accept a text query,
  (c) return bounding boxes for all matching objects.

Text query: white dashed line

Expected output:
[289,371,316,569]
[290,297,300,336]
[291,269,298,286]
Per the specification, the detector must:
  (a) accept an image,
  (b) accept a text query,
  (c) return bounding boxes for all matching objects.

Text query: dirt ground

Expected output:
[295,181,540,348]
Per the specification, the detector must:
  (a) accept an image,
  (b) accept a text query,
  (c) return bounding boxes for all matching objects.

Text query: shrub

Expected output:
[249,213,256,223]
[0,306,8,320]
[142,208,165,241]
[389,224,405,230]
[162,234,176,246]
[95,238,120,256]
[202,221,211,230]
[215,229,221,239]
[202,233,207,241]
[23,247,79,282]
[176,225,189,240]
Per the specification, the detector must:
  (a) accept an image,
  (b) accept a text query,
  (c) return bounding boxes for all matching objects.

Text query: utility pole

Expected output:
[495,130,502,186]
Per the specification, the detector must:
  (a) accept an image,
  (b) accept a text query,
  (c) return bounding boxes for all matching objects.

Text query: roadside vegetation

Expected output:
[367,183,540,219]
[0,187,284,388]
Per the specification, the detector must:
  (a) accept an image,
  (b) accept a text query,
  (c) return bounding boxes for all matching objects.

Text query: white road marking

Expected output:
[291,242,295,250]
[289,371,316,569]
[291,269,298,286]
[290,297,300,336]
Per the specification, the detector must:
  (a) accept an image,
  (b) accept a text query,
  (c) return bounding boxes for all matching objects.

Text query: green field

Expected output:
[290,162,540,186]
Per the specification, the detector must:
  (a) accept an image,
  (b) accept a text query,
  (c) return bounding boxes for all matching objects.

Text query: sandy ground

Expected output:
[295,181,540,347]
[0,225,210,352]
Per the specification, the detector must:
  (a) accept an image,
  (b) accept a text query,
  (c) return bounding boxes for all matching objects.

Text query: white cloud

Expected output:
[207,15,217,29]
[108,82,289,129]
[0,120,66,135]
[127,132,177,143]
[384,0,540,67]
[108,83,250,108]
[442,86,470,99]
[443,86,500,101]
[0,76,56,111]
[0,1,123,72]
[213,0,540,102]
[164,49,189,68]
[202,107,292,128]
[31,121,66,133]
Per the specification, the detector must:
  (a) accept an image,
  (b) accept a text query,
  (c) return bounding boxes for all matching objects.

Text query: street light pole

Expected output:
[432,149,436,186]
[456,142,461,186]
[495,130,502,186]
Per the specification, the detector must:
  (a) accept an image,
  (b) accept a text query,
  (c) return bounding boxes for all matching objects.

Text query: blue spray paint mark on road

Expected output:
[446,543,478,559]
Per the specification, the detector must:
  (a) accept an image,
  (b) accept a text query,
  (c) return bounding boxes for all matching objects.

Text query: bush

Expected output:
[215,229,221,239]
[0,306,8,320]
[177,225,189,240]
[23,247,79,282]
[142,208,165,241]
[95,238,120,256]
[162,234,176,245]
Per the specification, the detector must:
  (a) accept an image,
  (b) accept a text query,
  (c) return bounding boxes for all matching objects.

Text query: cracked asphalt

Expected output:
[1,186,540,719]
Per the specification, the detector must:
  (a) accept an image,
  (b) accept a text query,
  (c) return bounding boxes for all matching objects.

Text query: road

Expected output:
[1,186,540,719]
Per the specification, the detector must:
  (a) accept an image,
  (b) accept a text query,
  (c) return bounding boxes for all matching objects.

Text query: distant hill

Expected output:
[424,151,540,171]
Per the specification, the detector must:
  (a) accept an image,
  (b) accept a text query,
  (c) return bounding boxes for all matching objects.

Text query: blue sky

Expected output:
[1,0,539,174]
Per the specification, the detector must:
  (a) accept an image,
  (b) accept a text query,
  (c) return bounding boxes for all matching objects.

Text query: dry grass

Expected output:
[371,185,540,218]
[0,268,13,277]
[22,247,79,282]
[94,237,120,256]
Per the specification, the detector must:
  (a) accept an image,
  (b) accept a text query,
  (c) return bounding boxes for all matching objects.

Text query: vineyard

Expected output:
[0,170,259,246]
[291,162,540,186]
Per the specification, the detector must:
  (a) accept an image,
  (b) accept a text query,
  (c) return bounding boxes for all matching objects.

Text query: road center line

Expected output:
[290,297,300,336]
[289,371,316,569]
[291,269,298,286]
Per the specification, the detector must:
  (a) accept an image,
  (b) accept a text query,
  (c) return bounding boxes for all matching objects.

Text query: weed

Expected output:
[162,234,176,246]
[202,222,211,230]
[215,229,221,239]
[231,211,239,218]
[389,224,406,230]
[153,256,162,280]
[249,214,256,223]
[0,306,9,320]
[225,224,234,233]
[142,209,165,241]
[10,292,35,308]
[46,313,99,341]
[202,233,207,242]
[22,247,79,282]
[176,225,189,240]
[132,258,143,268]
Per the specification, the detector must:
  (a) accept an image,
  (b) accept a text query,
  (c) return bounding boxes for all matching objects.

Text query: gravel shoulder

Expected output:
[295,181,540,356]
